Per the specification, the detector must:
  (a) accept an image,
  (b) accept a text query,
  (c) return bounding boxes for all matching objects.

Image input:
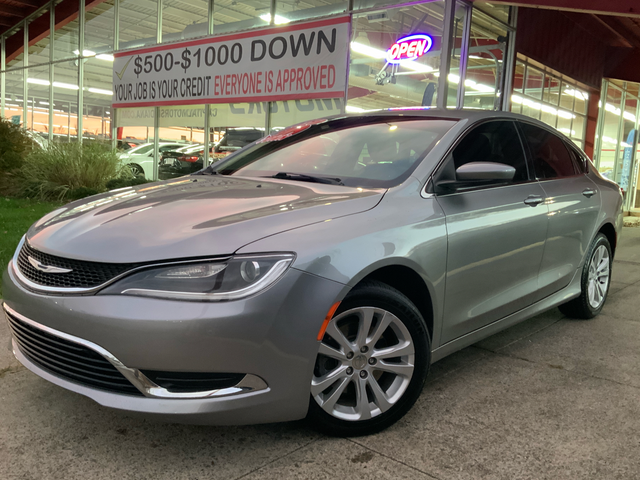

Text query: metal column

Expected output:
[593,79,608,170]
[48,4,54,142]
[265,0,277,135]
[501,6,518,112]
[112,0,120,149]
[455,1,472,109]
[153,0,162,180]
[629,99,640,210]
[612,87,626,184]
[437,0,457,109]
[22,20,28,130]
[1,36,5,119]
[157,0,163,43]
[208,0,214,35]
[77,0,85,143]
[203,0,214,167]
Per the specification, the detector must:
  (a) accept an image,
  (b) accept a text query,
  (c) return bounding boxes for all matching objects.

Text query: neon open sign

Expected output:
[386,34,433,64]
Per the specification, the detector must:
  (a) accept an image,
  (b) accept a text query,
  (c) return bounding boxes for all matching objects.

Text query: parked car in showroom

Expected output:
[214,128,264,155]
[118,142,188,179]
[3,110,623,436]
[159,144,213,180]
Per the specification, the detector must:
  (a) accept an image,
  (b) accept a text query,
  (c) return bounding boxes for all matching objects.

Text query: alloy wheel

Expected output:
[587,244,610,309]
[312,307,415,421]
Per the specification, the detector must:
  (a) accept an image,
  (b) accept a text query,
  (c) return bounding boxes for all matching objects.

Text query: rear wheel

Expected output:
[559,233,611,319]
[307,281,430,436]
[128,164,144,177]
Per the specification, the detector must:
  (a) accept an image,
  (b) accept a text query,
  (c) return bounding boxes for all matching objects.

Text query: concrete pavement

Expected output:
[2,228,640,479]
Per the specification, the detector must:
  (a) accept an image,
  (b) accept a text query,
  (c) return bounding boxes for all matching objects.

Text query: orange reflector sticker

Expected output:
[317,301,341,341]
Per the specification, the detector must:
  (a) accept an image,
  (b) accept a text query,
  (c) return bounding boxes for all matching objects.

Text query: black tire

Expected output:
[559,233,612,319]
[307,280,430,437]
[128,164,144,177]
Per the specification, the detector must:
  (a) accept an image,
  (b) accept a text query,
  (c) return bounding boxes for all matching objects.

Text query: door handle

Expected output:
[524,195,544,207]
[582,189,596,198]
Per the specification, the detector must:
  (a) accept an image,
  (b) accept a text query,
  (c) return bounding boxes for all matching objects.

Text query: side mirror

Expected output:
[436,162,516,193]
[457,162,516,181]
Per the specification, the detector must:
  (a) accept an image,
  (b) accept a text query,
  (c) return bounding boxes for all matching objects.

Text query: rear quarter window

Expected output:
[519,123,577,179]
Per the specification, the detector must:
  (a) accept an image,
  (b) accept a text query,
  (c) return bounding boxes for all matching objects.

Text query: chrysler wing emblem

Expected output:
[28,256,73,274]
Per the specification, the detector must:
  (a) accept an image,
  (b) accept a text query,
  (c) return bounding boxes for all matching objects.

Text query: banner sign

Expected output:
[112,16,350,108]
[117,98,343,128]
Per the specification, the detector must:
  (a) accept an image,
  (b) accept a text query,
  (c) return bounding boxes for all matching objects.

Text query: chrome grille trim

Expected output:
[16,238,141,289]
[10,236,234,295]
[3,303,268,399]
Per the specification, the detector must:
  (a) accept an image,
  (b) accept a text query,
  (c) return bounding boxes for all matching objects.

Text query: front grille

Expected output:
[141,370,246,393]
[17,242,141,289]
[6,311,143,396]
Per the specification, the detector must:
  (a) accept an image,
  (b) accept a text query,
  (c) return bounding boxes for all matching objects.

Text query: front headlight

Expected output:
[99,254,294,301]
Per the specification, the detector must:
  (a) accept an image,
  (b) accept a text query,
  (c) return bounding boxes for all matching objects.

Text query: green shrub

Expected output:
[0,117,35,173]
[105,176,150,190]
[15,142,133,201]
[67,186,103,200]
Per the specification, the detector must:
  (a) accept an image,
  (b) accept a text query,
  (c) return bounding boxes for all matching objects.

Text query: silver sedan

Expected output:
[3,110,623,436]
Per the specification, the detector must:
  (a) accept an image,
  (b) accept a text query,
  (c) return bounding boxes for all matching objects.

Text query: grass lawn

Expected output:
[0,197,63,298]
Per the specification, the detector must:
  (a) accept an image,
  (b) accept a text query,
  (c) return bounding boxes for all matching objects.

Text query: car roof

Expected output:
[343,108,537,123]
[326,108,581,150]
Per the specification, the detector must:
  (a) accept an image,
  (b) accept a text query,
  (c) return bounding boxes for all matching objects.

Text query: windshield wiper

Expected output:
[270,172,344,185]
[192,167,217,175]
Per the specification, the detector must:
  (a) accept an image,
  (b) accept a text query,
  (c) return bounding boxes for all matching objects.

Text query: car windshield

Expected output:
[183,145,204,153]
[130,144,153,155]
[214,117,455,188]
[159,144,183,152]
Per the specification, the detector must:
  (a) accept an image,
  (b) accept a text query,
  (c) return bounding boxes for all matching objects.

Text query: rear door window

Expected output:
[519,123,577,179]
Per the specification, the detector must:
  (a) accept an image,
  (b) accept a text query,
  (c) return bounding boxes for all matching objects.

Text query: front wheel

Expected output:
[559,233,612,319]
[307,281,430,436]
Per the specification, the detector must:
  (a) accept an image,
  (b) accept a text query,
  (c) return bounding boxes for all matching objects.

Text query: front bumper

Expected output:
[3,263,345,425]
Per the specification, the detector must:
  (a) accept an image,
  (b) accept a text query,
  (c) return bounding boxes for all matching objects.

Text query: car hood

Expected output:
[27,176,385,263]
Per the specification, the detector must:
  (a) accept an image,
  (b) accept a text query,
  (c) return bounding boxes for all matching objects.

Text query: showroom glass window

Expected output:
[347,2,446,113]
[462,8,510,111]
[593,79,640,210]
[511,60,588,150]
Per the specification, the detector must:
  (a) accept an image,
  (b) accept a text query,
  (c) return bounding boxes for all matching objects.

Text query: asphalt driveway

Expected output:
[2,228,640,480]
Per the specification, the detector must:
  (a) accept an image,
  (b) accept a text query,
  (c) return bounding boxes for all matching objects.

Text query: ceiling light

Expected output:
[350,42,387,59]
[96,54,115,62]
[400,61,434,73]
[53,82,80,90]
[28,77,80,90]
[27,78,50,86]
[346,105,366,113]
[259,14,290,24]
[512,94,575,119]
[88,87,113,96]
[73,49,96,57]
[464,79,495,93]
[564,88,588,101]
